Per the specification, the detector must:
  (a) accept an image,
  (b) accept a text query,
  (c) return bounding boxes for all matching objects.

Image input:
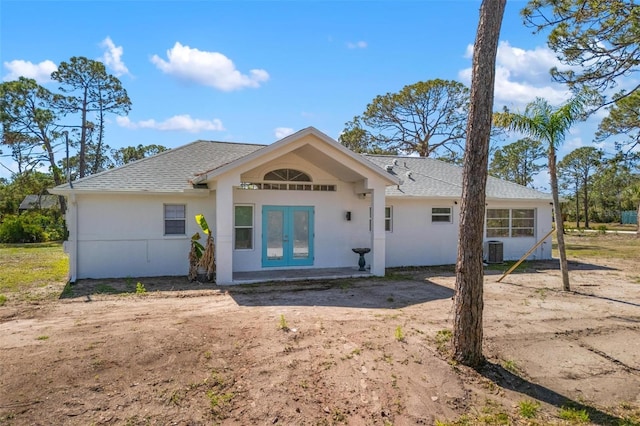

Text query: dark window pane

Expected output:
[165,220,185,235]
[512,228,534,237]
[487,228,509,237]
[235,228,253,249]
[432,215,451,222]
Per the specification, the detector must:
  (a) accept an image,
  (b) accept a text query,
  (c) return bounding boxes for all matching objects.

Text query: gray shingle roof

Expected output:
[364,155,552,201]
[52,140,265,193]
[51,137,551,201]
[19,194,61,210]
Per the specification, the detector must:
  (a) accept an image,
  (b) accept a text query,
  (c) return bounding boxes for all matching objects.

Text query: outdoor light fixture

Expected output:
[346,211,352,221]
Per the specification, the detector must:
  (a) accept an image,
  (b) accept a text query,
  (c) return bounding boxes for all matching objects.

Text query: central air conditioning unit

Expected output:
[485,240,503,263]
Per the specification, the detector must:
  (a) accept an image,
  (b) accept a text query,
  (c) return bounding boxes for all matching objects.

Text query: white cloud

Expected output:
[117,115,225,132]
[2,59,57,83]
[274,127,294,139]
[151,42,269,91]
[100,37,129,77]
[563,136,586,152]
[459,41,572,109]
[346,41,368,49]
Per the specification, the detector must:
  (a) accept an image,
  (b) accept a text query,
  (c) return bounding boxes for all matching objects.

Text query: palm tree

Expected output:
[494,97,586,291]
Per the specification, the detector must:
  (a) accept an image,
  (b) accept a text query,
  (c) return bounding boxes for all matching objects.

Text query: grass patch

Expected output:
[558,234,640,261]
[435,329,452,353]
[564,222,637,233]
[518,400,540,418]
[502,359,519,374]
[95,284,119,294]
[394,325,405,342]
[278,314,289,331]
[381,270,414,281]
[0,243,68,295]
[559,406,590,423]
[0,294,6,306]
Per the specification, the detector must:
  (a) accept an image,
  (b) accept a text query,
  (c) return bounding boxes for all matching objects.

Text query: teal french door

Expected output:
[262,206,314,267]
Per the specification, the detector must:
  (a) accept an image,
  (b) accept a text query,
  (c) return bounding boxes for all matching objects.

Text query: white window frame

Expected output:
[369,206,393,232]
[511,208,536,237]
[164,204,186,235]
[385,206,393,232]
[486,208,535,238]
[234,204,254,250]
[431,206,453,223]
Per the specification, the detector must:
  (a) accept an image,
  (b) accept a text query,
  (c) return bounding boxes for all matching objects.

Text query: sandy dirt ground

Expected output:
[1,249,639,425]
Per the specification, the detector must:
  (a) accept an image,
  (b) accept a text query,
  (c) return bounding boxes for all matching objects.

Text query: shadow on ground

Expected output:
[480,362,629,426]
[482,259,619,277]
[59,276,218,299]
[61,275,454,309]
[227,279,454,309]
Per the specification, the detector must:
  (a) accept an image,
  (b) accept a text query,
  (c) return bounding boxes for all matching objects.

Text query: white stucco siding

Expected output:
[74,193,215,279]
[231,182,372,272]
[384,198,460,267]
[483,201,554,262]
[384,198,554,267]
[229,152,388,273]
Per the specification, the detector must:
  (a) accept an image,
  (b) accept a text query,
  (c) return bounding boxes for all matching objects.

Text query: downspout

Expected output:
[69,192,78,283]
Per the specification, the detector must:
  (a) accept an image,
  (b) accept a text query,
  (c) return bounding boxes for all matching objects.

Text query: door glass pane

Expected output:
[293,210,309,259]
[266,210,284,260]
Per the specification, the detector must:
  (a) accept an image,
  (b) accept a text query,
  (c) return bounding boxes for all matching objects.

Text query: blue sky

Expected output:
[0,0,615,186]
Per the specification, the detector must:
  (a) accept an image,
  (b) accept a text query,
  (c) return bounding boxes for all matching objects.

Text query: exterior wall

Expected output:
[384,198,553,267]
[482,200,554,262]
[69,146,552,279]
[232,152,373,272]
[384,198,460,267]
[74,193,215,279]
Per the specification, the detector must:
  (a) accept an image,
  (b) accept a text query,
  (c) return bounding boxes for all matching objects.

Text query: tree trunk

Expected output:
[583,181,589,228]
[453,0,505,368]
[79,88,88,178]
[549,146,571,291]
[575,186,579,229]
[636,201,640,239]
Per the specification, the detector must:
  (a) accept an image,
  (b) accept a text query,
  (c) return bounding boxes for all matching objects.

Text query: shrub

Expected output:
[0,214,44,243]
[0,212,65,243]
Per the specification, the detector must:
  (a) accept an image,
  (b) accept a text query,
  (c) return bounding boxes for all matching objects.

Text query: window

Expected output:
[486,209,509,237]
[432,207,452,223]
[511,209,535,237]
[264,169,311,182]
[236,168,340,192]
[385,206,392,232]
[486,208,535,237]
[369,206,393,232]
[234,205,253,249]
[238,182,336,192]
[164,204,186,235]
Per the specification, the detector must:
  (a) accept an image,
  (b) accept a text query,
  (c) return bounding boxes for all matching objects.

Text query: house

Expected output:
[18,194,61,211]
[50,127,554,285]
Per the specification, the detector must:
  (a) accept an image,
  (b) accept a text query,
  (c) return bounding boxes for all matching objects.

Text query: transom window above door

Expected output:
[239,168,336,192]
[264,169,311,182]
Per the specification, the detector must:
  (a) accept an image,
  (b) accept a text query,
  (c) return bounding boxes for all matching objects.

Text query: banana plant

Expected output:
[188,214,215,282]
